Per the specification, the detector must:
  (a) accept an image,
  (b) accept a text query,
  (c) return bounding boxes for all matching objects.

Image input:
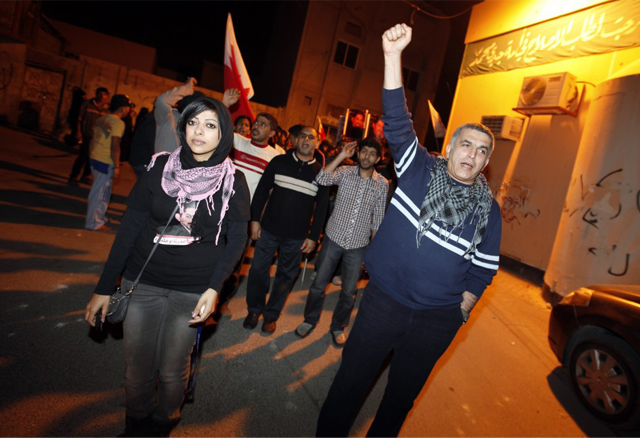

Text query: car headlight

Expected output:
[558,287,593,307]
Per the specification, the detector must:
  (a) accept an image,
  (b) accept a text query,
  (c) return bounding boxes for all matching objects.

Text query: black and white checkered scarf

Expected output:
[416,156,493,256]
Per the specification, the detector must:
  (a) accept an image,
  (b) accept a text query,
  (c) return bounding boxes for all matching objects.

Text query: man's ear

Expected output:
[269,130,276,139]
[445,143,452,158]
[482,158,490,171]
[374,155,381,165]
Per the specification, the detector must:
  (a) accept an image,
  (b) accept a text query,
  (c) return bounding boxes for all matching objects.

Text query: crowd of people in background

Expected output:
[75,75,394,436]
[75,22,500,438]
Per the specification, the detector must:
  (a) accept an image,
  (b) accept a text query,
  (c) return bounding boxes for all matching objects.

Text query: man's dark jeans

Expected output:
[246,228,304,321]
[303,236,366,331]
[316,282,464,437]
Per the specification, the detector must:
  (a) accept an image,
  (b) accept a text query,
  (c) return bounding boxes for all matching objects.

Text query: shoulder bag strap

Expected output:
[129,203,180,291]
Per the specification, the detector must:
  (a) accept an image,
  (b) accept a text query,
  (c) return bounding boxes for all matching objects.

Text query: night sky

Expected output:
[42,1,477,114]
[42,1,309,107]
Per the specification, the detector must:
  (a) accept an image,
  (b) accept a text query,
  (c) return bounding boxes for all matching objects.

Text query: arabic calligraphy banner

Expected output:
[460,1,640,78]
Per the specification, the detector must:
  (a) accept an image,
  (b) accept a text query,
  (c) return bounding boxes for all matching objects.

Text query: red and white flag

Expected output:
[427,100,446,138]
[224,14,255,122]
[317,116,326,142]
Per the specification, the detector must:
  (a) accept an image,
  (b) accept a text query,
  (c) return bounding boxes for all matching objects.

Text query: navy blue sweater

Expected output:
[251,150,329,241]
[364,88,502,310]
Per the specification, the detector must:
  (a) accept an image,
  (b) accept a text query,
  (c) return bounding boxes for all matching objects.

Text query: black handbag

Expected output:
[106,205,179,324]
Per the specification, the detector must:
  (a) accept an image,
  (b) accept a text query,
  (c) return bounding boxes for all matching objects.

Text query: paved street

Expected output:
[0,125,621,437]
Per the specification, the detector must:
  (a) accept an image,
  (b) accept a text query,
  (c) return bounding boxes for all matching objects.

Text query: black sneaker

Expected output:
[243,312,260,330]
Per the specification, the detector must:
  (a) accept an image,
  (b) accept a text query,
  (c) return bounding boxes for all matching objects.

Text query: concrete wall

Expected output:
[448,0,640,271]
[0,41,27,125]
[545,71,640,294]
[0,44,282,135]
[284,0,449,137]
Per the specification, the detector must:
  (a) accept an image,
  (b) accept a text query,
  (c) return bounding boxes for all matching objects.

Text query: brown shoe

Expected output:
[262,318,277,334]
[93,225,112,233]
[331,330,347,346]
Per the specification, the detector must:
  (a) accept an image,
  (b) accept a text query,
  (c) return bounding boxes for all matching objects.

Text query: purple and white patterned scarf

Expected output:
[148,147,235,244]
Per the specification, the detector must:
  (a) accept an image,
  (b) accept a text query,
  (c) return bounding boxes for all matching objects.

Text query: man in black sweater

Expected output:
[244,126,330,334]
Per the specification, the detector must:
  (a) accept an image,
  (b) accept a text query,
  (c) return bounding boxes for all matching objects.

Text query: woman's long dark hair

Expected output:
[177,96,234,168]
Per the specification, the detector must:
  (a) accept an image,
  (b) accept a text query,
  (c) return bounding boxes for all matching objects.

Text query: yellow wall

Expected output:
[465,0,608,44]
[545,72,640,294]
[448,0,640,269]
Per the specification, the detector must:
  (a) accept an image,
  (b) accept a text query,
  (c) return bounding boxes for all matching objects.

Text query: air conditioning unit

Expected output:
[515,72,579,115]
[481,115,524,141]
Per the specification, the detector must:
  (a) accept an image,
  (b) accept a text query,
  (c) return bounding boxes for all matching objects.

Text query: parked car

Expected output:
[548,284,640,430]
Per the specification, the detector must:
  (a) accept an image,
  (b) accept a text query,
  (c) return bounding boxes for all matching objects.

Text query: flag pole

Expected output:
[427,99,447,154]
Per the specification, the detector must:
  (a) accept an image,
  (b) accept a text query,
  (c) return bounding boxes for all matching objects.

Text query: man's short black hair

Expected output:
[96,87,109,96]
[256,112,278,131]
[109,94,131,112]
[235,115,252,126]
[288,124,304,136]
[358,137,381,157]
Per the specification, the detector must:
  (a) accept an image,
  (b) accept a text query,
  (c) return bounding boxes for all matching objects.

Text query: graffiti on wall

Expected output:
[572,169,623,229]
[0,51,14,93]
[499,180,541,226]
[566,168,638,278]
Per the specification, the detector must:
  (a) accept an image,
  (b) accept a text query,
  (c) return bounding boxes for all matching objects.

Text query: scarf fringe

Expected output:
[147,151,170,171]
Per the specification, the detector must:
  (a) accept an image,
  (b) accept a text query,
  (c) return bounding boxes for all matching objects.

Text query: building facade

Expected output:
[283,0,452,142]
[446,0,640,294]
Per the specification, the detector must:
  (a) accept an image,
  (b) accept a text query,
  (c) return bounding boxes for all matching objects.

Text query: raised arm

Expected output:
[322,141,356,176]
[382,23,412,90]
[156,77,197,114]
[381,23,434,179]
[154,77,197,153]
[222,88,241,108]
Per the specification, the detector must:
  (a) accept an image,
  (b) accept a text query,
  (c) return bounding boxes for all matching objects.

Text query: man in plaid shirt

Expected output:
[295,138,388,346]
